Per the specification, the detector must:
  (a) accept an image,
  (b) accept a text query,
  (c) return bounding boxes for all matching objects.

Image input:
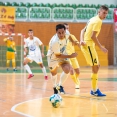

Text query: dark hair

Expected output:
[56,24,66,31]
[99,5,109,11]
[28,29,33,32]
[63,23,68,26]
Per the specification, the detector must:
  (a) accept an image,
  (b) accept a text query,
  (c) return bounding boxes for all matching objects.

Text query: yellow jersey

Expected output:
[84,15,102,46]
[4,38,16,52]
[66,34,79,55]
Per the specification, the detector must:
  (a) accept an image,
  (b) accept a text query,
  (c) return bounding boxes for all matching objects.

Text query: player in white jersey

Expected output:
[23,29,48,80]
[47,24,77,94]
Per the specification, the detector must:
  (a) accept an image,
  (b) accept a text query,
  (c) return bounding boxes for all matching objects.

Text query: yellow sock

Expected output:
[75,73,80,85]
[91,73,98,91]
[71,74,80,85]
[12,59,16,69]
[6,60,10,68]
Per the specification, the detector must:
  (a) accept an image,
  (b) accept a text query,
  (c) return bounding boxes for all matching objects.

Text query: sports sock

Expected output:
[91,73,98,92]
[24,64,32,74]
[71,73,80,85]
[51,74,57,87]
[42,67,47,76]
[12,59,16,69]
[6,60,10,68]
[59,72,69,86]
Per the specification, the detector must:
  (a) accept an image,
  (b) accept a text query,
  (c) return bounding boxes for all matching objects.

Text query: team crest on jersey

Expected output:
[29,45,36,51]
[60,46,65,53]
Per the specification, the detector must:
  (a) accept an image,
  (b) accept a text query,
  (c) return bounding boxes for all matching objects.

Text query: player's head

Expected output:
[28,29,33,38]
[98,5,109,20]
[9,36,13,40]
[63,23,70,35]
[56,24,66,39]
[63,23,69,31]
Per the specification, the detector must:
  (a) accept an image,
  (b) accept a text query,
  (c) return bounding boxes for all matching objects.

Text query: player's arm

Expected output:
[24,41,28,56]
[3,38,8,42]
[80,27,86,46]
[70,34,80,47]
[55,53,77,59]
[91,31,108,53]
[24,47,28,56]
[68,35,77,46]
[40,44,45,57]
[37,38,45,57]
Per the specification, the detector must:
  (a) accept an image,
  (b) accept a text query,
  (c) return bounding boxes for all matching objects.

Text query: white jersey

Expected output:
[47,34,69,61]
[25,36,42,57]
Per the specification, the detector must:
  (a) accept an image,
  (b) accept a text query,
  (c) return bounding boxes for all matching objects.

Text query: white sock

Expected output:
[59,72,69,86]
[42,67,47,76]
[24,64,32,74]
[51,74,57,87]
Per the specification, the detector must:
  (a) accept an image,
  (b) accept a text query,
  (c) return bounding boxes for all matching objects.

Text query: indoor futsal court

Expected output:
[0,0,117,117]
[0,67,117,117]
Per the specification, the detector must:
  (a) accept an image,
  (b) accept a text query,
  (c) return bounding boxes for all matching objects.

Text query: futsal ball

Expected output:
[49,94,62,108]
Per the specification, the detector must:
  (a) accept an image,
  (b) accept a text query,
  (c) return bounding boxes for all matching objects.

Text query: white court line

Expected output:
[103,103,108,112]
[11,91,117,117]
[11,97,48,117]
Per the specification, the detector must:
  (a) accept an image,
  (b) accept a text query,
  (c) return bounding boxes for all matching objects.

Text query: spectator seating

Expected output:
[52,8,74,21]
[29,7,51,21]
[15,7,28,21]
[0,2,116,22]
[75,8,97,21]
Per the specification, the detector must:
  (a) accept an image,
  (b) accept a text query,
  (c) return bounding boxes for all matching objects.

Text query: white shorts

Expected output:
[47,56,69,71]
[26,55,43,64]
[47,56,59,71]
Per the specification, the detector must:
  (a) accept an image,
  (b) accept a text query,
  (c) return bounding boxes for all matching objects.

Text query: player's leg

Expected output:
[70,58,80,89]
[39,63,48,80]
[6,51,10,71]
[50,68,58,94]
[11,52,17,71]
[34,56,48,80]
[91,65,99,92]
[81,45,106,96]
[88,46,106,96]
[57,62,71,94]
[47,56,58,94]
[23,57,33,79]
[91,65,106,96]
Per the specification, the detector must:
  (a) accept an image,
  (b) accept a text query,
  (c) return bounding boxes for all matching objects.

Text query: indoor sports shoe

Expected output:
[44,76,48,80]
[75,84,80,89]
[53,87,58,94]
[90,89,106,97]
[13,68,17,72]
[28,74,34,79]
[6,68,9,71]
[56,85,65,94]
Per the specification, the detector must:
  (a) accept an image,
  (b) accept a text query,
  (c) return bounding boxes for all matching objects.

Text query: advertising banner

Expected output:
[0,6,15,33]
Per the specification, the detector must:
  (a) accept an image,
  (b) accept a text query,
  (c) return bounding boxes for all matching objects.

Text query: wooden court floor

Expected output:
[0,66,117,117]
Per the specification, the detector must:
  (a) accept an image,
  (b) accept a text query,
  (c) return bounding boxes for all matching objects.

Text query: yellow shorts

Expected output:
[69,58,79,69]
[81,45,99,66]
[6,51,15,60]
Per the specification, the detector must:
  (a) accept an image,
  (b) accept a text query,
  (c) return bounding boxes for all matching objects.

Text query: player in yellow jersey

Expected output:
[80,5,108,96]
[4,36,17,71]
[64,23,80,89]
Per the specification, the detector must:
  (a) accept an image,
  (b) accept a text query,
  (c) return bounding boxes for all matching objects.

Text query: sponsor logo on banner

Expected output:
[0,6,15,33]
